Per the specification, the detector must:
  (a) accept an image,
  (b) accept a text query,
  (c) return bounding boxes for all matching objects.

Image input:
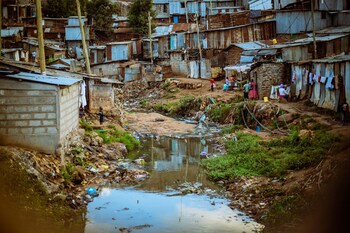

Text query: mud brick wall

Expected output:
[251,63,286,100]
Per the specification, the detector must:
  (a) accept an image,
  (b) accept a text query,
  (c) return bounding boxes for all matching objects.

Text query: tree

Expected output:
[86,0,118,36]
[127,0,155,35]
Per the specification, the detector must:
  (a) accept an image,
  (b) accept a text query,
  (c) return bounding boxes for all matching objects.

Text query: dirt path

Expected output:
[126,112,196,135]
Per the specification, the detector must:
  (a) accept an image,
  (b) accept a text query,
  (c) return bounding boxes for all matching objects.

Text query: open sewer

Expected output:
[85,135,264,233]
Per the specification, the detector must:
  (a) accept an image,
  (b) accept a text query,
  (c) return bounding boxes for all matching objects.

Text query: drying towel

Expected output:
[309,72,313,84]
[325,76,334,89]
[320,76,327,84]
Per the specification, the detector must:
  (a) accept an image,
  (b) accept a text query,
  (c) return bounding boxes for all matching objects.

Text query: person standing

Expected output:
[243,81,250,100]
[99,107,104,125]
[210,78,215,91]
[278,84,289,100]
[248,79,258,99]
[340,100,349,126]
[230,75,235,90]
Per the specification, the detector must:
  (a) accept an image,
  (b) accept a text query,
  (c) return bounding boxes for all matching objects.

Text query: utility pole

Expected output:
[36,0,46,74]
[185,0,189,25]
[76,0,91,74]
[311,0,317,59]
[148,11,153,64]
[195,14,202,60]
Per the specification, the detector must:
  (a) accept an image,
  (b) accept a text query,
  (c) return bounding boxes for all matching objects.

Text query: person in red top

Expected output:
[210,79,215,91]
[230,75,235,90]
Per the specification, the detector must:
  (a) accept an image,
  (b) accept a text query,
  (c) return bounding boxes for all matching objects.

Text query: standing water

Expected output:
[85,136,263,233]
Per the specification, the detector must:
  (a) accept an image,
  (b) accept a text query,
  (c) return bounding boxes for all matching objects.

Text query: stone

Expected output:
[277,113,295,123]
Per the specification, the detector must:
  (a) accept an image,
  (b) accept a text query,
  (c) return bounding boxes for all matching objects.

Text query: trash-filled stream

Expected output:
[84,135,263,233]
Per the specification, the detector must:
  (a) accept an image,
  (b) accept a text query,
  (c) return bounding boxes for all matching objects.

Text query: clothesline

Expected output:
[293,68,342,90]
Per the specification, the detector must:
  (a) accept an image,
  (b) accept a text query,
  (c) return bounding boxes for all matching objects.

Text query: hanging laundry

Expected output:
[320,76,327,84]
[325,76,334,89]
[269,85,279,99]
[313,74,318,83]
[309,72,313,84]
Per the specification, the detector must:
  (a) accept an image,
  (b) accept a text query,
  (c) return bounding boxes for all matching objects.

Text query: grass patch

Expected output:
[98,128,141,151]
[220,124,244,135]
[153,96,201,116]
[202,129,338,181]
[80,119,93,133]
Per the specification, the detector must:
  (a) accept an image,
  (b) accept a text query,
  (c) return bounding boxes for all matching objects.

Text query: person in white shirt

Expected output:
[279,84,289,100]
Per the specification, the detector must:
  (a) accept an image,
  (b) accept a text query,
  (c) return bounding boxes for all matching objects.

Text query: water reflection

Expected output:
[136,136,218,191]
[85,188,262,233]
[85,136,264,233]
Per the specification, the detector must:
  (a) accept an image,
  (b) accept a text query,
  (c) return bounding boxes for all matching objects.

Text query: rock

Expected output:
[133,158,145,165]
[52,193,67,202]
[72,166,85,184]
[277,113,296,123]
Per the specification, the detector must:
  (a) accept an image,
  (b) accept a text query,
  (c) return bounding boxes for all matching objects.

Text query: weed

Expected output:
[140,100,150,109]
[71,146,83,155]
[202,129,338,181]
[220,125,243,135]
[61,162,75,186]
[80,119,93,132]
[208,103,234,122]
[98,128,141,151]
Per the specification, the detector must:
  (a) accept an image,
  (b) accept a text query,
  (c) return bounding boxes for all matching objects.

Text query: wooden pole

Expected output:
[36,0,46,74]
[148,11,153,64]
[76,0,91,74]
[195,14,202,60]
[185,0,189,25]
[311,0,317,59]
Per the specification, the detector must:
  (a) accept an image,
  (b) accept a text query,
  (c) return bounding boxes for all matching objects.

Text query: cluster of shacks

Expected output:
[1,0,350,152]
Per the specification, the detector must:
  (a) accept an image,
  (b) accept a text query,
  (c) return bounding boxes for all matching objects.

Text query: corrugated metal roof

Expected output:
[1,28,22,37]
[240,55,255,63]
[312,54,350,63]
[107,41,132,45]
[317,26,350,34]
[89,45,106,50]
[233,41,269,50]
[242,48,277,56]
[294,34,349,43]
[153,25,173,37]
[4,72,81,86]
[1,48,22,53]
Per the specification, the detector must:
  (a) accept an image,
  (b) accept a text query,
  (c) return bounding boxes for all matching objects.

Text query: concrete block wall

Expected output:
[59,83,80,141]
[0,80,60,153]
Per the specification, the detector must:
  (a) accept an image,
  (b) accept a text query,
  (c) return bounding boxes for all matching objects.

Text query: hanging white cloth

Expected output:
[79,80,87,108]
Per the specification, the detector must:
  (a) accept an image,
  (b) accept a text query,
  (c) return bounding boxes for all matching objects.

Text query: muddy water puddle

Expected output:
[85,136,263,233]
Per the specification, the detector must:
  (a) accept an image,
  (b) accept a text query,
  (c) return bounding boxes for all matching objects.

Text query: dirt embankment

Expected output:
[122,78,350,231]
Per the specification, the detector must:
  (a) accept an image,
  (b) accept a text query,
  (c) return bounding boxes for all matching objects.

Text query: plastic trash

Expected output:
[256,126,261,133]
[86,187,98,197]
[232,135,237,141]
[200,151,208,157]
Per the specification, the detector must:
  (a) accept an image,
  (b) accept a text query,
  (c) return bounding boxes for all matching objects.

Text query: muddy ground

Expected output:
[1,76,350,232]
[123,77,350,232]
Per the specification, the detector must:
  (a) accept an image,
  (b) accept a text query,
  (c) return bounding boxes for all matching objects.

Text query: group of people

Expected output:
[243,79,258,100]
